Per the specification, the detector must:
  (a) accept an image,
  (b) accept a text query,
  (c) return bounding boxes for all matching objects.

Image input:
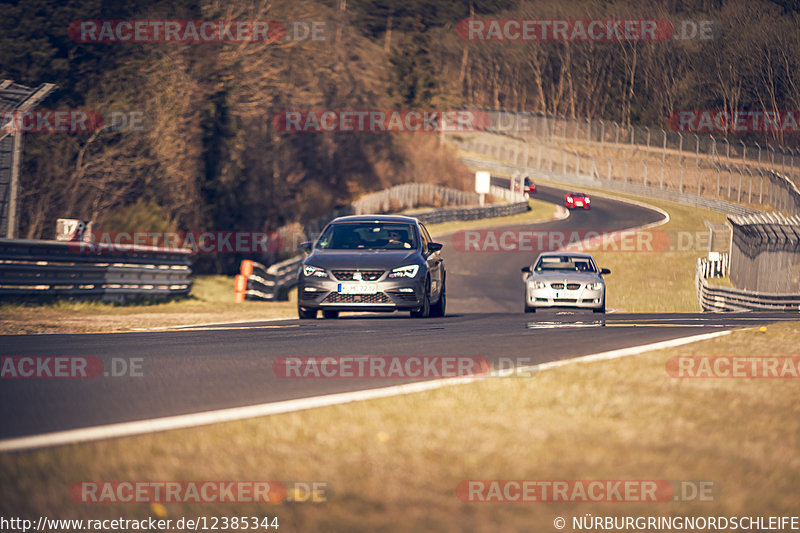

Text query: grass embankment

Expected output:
[2,322,798,532]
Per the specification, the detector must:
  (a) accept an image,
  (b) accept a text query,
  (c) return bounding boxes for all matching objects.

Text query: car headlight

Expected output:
[530,280,547,289]
[303,265,328,278]
[389,265,419,278]
[586,281,603,290]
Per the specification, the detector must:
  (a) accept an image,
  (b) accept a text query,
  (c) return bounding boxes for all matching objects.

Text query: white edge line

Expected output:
[0,329,729,453]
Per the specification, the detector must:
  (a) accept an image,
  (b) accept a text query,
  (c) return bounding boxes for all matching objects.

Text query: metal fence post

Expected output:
[660,129,666,189]
[678,133,684,192]
[643,159,648,185]
[768,144,775,173]
[739,140,746,203]
[710,136,719,195]
[599,120,605,149]
[724,137,731,199]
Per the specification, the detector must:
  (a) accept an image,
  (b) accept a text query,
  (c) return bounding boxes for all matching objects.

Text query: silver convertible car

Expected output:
[521,252,610,313]
[297,215,446,319]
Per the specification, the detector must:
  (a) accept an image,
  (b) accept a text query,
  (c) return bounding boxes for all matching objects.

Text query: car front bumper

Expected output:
[526,286,604,309]
[298,277,425,312]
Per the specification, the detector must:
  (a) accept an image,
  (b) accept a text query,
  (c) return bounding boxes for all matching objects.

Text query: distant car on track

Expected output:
[511,177,536,195]
[565,192,590,209]
[521,252,610,313]
[297,215,446,319]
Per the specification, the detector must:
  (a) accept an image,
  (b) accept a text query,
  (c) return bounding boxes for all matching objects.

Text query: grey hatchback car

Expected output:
[297,215,446,319]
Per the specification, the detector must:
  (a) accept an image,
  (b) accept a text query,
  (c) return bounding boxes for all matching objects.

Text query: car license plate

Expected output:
[338,283,378,294]
[575,201,583,206]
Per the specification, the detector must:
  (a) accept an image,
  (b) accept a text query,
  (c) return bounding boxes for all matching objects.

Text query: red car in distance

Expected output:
[565,192,590,210]
[512,177,536,195]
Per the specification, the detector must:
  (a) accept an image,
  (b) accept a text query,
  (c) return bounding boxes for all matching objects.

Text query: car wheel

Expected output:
[322,310,339,319]
[524,302,536,313]
[298,305,317,319]
[430,278,446,317]
[593,298,606,313]
[410,278,431,318]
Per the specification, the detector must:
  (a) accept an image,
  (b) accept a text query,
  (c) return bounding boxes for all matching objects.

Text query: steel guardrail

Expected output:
[696,254,800,312]
[0,238,192,303]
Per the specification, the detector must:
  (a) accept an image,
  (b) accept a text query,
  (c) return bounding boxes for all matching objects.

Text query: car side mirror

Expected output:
[521,266,531,273]
[427,242,443,253]
[299,241,313,253]
[601,268,611,275]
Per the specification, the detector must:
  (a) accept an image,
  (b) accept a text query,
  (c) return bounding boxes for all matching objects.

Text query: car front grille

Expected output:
[332,270,384,281]
[323,292,392,304]
[550,283,565,289]
[554,298,578,303]
[566,283,581,290]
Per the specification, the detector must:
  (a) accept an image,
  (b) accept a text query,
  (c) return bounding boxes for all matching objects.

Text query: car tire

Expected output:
[524,303,536,313]
[322,310,339,319]
[430,278,446,318]
[593,298,606,313]
[410,278,431,318]
[298,306,317,319]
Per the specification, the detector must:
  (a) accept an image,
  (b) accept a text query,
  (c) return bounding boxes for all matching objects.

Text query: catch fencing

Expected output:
[696,253,800,312]
[728,213,800,293]
[451,109,800,216]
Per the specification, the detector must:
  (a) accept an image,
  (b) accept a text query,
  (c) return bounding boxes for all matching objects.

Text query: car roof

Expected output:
[536,251,595,259]
[330,214,419,224]
[568,192,587,196]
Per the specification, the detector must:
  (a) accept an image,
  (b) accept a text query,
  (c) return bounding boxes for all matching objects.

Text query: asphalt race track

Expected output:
[0,186,793,444]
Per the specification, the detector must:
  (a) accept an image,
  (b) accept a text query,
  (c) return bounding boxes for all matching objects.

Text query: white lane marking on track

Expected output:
[0,330,730,452]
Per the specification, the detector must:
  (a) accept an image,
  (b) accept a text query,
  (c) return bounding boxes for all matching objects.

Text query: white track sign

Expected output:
[475,171,490,194]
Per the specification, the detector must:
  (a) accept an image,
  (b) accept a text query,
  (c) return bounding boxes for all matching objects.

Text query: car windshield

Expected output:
[315,222,417,250]
[535,256,597,272]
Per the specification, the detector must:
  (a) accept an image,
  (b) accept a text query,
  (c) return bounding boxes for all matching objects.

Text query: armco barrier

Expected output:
[0,238,192,303]
[235,256,304,302]
[696,254,800,312]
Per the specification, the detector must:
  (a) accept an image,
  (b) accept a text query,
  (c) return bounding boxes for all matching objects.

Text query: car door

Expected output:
[419,223,443,299]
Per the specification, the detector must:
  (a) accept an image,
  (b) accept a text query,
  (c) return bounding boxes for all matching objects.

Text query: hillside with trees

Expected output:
[1,0,798,272]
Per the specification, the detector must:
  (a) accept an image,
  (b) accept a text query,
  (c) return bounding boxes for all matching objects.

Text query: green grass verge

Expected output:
[0,277,298,335]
